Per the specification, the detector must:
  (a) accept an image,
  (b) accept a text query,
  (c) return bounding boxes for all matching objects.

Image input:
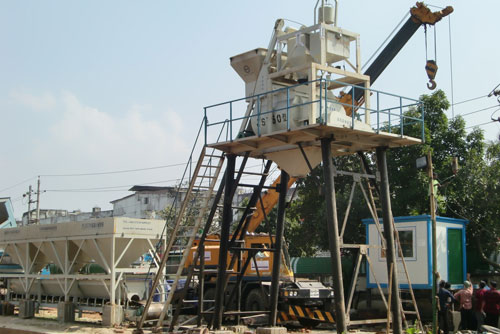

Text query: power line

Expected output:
[452,95,487,107]
[457,105,499,117]
[39,160,268,178]
[45,177,183,193]
[465,120,497,130]
[0,176,37,193]
[40,161,191,177]
[362,9,409,71]
[46,189,132,193]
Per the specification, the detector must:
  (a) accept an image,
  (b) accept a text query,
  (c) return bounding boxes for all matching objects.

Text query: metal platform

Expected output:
[209,122,421,157]
[204,78,423,177]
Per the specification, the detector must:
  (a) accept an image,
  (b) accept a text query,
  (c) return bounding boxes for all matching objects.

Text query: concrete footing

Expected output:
[212,331,233,334]
[57,301,75,323]
[102,304,124,327]
[256,327,287,334]
[227,326,249,334]
[18,300,35,319]
[1,302,14,316]
[188,328,209,334]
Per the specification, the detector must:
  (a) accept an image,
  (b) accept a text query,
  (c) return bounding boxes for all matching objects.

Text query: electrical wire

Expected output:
[452,95,488,107]
[42,162,280,193]
[457,105,499,118]
[0,176,37,193]
[491,108,500,121]
[40,161,191,177]
[465,120,497,130]
[46,189,131,193]
[362,10,409,71]
[10,196,24,203]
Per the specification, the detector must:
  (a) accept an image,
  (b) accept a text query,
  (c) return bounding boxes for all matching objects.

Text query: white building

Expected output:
[111,185,183,219]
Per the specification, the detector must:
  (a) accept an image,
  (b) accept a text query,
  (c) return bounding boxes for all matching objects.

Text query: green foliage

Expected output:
[275,89,500,269]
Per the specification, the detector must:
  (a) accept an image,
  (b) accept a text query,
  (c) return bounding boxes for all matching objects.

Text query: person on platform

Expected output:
[454,280,474,330]
[484,281,500,327]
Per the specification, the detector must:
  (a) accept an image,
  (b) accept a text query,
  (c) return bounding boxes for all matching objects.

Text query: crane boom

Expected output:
[353,2,453,102]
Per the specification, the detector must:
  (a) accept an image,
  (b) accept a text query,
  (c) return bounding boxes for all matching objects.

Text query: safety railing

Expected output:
[204,78,424,146]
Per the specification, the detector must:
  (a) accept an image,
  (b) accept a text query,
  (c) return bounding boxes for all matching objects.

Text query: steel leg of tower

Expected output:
[321,136,348,334]
[376,147,403,334]
[213,154,236,329]
[269,169,289,326]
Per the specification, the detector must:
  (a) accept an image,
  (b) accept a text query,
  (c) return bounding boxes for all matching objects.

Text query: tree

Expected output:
[280,89,500,272]
[445,139,500,270]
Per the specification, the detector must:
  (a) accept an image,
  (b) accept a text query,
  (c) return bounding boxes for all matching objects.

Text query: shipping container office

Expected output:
[363,215,468,289]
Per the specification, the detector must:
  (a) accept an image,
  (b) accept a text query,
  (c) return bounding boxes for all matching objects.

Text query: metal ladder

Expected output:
[359,153,423,332]
[136,146,225,331]
[168,159,275,330]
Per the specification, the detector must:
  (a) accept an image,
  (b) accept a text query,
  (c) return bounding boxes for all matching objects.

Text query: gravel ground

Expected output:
[0,310,391,334]
[0,313,136,334]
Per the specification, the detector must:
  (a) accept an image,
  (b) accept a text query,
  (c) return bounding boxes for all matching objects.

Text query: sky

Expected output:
[1,1,499,220]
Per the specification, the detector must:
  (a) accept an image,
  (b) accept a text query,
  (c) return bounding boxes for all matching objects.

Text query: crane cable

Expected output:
[424,25,438,90]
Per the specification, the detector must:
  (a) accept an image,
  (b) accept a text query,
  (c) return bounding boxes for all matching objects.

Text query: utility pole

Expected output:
[36,176,41,224]
[428,152,438,334]
[23,176,42,225]
[26,185,33,225]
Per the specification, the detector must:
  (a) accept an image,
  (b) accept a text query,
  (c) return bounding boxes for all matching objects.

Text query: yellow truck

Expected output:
[184,181,336,327]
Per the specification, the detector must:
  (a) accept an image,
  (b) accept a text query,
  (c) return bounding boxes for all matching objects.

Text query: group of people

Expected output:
[438,279,500,333]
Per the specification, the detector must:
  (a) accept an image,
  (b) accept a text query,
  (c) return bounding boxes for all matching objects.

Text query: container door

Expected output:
[447,229,463,284]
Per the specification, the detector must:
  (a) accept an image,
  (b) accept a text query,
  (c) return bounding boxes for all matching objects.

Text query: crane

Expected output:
[248,2,453,227]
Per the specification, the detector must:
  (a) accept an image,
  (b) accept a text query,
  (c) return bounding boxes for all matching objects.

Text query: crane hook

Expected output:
[425,60,438,90]
[427,79,437,90]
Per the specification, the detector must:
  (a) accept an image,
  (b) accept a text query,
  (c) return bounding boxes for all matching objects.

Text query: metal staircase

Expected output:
[136,143,225,331]
[167,159,275,330]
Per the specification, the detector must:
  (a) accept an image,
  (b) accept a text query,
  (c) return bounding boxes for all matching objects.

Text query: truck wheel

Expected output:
[244,288,267,311]
[298,318,321,328]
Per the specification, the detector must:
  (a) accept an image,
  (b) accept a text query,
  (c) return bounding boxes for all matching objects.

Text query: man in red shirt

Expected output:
[475,281,488,331]
[484,281,500,327]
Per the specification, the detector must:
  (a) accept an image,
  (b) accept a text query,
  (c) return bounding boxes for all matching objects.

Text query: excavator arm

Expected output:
[246,176,296,233]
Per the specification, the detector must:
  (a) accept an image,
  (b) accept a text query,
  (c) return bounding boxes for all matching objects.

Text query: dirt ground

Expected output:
[0,310,136,334]
[0,313,379,334]
[0,308,388,334]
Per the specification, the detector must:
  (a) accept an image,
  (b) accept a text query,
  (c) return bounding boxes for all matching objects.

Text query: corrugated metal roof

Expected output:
[129,185,175,192]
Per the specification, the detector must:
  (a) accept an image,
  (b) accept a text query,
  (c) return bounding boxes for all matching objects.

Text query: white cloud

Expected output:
[37,92,190,169]
[9,90,57,111]
[2,90,198,217]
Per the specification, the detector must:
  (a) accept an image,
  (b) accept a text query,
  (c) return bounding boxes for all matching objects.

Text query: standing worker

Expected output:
[483,281,500,327]
[438,280,456,334]
[474,280,488,331]
[454,280,474,330]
